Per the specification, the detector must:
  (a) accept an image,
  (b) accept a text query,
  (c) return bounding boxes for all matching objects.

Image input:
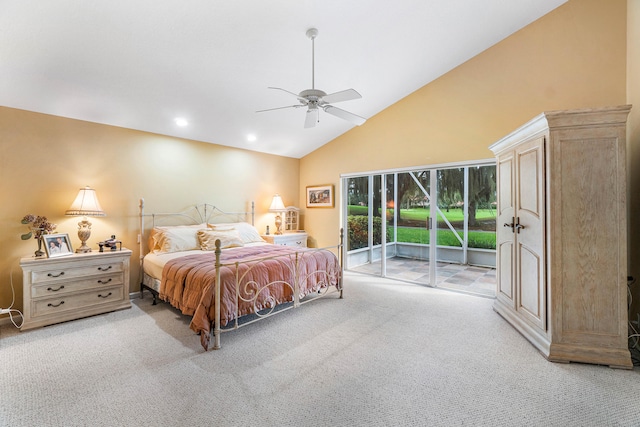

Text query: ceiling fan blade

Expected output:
[256,104,304,113]
[268,87,306,102]
[322,88,362,104]
[323,105,366,126]
[304,107,319,128]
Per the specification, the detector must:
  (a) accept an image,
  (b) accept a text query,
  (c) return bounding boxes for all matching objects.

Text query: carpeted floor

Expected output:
[1,272,639,426]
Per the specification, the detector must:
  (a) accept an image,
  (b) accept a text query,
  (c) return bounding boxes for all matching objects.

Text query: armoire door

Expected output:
[496,152,515,307]
[514,136,546,331]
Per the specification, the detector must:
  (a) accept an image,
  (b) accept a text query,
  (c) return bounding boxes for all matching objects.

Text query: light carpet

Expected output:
[1,272,639,426]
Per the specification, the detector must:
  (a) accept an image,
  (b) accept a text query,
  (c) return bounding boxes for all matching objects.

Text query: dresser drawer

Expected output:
[32,285,124,318]
[281,238,306,247]
[30,259,126,284]
[31,272,124,298]
[20,248,132,330]
[261,233,308,247]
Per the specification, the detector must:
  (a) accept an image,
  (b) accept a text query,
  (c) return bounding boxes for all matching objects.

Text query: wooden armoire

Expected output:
[490,105,632,369]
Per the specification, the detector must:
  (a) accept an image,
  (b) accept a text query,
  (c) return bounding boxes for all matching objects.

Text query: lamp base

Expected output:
[76,244,92,253]
[274,213,283,235]
[76,219,93,253]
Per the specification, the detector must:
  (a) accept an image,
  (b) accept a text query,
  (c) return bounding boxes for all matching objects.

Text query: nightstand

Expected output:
[262,232,308,247]
[20,248,132,330]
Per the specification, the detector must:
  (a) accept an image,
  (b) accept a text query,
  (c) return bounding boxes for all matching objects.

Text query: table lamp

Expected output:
[269,194,286,235]
[65,186,106,253]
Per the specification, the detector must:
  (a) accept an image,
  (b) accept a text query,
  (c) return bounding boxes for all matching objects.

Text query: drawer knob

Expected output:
[98,265,112,272]
[47,285,65,292]
[47,272,65,278]
[97,278,112,284]
[47,301,65,308]
[98,292,112,299]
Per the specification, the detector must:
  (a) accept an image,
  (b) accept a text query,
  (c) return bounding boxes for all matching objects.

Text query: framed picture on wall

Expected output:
[43,233,74,258]
[306,184,334,208]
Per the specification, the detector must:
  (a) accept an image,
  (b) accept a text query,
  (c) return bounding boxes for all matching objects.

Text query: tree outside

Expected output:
[347,165,496,251]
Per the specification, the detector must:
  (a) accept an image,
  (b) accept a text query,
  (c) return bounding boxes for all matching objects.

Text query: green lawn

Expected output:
[348,205,497,250]
[396,227,496,249]
[348,205,496,223]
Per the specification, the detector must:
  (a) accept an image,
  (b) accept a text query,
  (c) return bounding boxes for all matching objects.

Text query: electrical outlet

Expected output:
[0,308,11,315]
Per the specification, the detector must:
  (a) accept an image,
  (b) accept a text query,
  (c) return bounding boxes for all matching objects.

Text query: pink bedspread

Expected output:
[158,245,341,349]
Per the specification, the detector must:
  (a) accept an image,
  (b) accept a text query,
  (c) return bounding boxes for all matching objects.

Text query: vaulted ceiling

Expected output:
[1,0,567,158]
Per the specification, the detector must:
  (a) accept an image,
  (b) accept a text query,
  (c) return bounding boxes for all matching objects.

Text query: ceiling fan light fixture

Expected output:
[257,27,366,128]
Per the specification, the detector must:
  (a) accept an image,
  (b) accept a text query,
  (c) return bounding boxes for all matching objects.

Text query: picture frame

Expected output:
[43,233,74,258]
[306,184,334,208]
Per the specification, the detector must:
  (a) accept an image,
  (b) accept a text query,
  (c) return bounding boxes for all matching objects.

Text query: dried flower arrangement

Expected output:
[21,214,57,240]
[21,214,57,257]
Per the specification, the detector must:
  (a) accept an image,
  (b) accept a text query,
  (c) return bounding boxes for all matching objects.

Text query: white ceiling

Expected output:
[1,0,567,159]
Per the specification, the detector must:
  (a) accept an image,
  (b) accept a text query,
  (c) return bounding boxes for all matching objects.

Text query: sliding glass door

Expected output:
[343,161,496,296]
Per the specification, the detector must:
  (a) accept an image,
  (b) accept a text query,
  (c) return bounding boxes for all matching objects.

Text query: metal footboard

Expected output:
[212,230,344,350]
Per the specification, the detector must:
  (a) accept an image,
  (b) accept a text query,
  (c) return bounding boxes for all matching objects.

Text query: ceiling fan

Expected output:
[257,28,367,129]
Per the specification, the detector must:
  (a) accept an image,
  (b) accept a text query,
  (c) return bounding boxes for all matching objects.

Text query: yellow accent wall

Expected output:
[0,108,300,312]
[301,0,628,249]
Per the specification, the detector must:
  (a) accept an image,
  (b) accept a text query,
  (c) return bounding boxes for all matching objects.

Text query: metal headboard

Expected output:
[138,198,255,274]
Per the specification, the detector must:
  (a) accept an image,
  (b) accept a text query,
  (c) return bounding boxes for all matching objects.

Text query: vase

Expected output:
[35,236,45,257]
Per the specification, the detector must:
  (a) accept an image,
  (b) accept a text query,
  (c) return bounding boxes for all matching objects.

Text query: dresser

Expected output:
[262,232,308,247]
[490,106,632,368]
[20,249,132,330]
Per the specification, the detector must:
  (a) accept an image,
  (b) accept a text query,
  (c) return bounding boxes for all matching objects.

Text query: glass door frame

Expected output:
[341,158,495,287]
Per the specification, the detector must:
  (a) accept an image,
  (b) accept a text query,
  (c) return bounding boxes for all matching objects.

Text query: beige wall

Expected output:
[301,0,627,250]
[0,108,300,311]
[628,0,640,323]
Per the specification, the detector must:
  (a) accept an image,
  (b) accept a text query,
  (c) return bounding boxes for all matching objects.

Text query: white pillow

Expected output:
[197,229,244,251]
[209,223,235,231]
[210,222,265,244]
[153,226,205,253]
[149,223,207,252]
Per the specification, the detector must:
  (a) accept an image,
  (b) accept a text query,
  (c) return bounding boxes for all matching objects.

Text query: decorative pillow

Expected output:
[148,223,207,252]
[197,229,244,251]
[209,222,265,244]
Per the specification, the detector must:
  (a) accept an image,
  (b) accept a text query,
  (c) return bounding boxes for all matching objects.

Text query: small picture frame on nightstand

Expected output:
[43,233,74,258]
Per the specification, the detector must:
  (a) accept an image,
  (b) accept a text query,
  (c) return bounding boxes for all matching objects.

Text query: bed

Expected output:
[138,199,343,350]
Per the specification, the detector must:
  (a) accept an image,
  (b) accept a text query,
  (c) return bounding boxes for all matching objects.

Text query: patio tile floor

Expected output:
[349,257,496,297]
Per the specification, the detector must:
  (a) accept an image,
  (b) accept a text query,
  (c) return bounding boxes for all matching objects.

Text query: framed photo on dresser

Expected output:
[43,233,73,258]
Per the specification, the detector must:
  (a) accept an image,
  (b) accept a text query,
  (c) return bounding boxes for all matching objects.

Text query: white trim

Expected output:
[429,170,437,286]
[340,158,495,178]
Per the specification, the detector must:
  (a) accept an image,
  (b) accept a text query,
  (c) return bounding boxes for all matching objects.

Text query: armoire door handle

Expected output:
[503,217,515,232]
[515,217,526,233]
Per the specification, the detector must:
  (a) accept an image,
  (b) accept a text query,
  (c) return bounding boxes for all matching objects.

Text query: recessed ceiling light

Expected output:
[175,118,188,127]
[247,134,257,142]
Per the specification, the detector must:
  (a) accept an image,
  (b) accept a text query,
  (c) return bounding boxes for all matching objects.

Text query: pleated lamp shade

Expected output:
[65,186,106,253]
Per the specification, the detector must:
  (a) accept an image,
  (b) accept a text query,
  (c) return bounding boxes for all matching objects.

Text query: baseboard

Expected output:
[0,314,20,328]
[129,291,141,300]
